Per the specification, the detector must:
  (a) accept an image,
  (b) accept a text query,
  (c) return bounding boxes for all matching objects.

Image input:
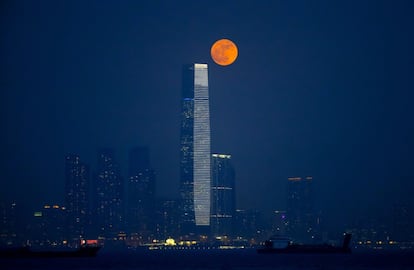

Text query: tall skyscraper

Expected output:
[211,154,235,237]
[65,154,90,242]
[180,63,211,233]
[286,176,315,243]
[93,149,124,239]
[128,147,155,238]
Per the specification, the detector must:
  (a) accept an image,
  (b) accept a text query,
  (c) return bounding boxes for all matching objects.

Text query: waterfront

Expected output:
[2,249,414,270]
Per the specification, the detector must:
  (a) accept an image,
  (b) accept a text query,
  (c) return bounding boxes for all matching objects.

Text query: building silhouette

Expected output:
[64,154,90,243]
[29,204,66,247]
[233,209,265,242]
[180,63,211,235]
[286,176,315,243]
[392,203,412,242]
[271,210,288,236]
[211,154,235,237]
[155,199,180,240]
[0,201,18,247]
[128,147,155,240]
[93,149,124,239]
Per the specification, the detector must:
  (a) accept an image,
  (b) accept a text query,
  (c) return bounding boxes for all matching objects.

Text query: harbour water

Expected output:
[2,248,414,270]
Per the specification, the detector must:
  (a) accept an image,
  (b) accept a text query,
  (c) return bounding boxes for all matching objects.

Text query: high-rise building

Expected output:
[271,210,288,236]
[211,154,235,237]
[392,203,412,242]
[93,149,124,239]
[286,176,315,243]
[29,204,66,247]
[155,199,180,240]
[128,147,155,239]
[233,209,265,242]
[65,154,90,242]
[180,63,211,234]
[0,201,18,247]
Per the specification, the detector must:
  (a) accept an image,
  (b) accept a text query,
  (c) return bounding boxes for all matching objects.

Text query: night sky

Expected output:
[1,0,413,227]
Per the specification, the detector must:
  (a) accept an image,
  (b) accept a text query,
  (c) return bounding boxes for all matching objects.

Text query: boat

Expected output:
[257,233,352,254]
[0,245,101,258]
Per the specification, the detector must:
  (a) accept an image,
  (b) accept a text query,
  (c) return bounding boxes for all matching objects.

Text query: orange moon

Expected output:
[211,39,238,66]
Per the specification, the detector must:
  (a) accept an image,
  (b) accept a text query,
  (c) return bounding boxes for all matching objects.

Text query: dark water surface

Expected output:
[2,249,414,270]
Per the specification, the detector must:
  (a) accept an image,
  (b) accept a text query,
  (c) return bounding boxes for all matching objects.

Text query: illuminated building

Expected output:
[286,176,315,243]
[65,154,90,241]
[93,149,124,239]
[211,154,235,237]
[180,63,211,233]
[128,147,155,238]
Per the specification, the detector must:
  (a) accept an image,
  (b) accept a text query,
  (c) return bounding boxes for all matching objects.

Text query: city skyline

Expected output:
[1,0,414,234]
[4,150,413,248]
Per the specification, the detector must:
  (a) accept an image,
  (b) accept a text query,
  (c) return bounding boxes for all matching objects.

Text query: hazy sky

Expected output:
[1,0,413,226]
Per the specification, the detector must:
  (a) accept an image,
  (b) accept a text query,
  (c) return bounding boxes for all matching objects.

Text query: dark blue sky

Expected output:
[1,0,413,226]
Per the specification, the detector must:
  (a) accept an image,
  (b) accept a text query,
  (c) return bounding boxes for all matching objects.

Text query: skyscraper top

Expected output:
[194,63,207,68]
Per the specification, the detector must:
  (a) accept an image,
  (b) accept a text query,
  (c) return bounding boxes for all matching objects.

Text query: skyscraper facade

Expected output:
[180,63,211,232]
[93,149,124,239]
[286,176,315,243]
[64,154,90,242]
[128,147,155,238]
[211,154,235,237]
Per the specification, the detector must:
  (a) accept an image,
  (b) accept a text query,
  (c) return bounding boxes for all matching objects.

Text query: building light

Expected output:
[194,63,208,68]
[34,212,42,217]
[165,238,176,246]
[212,154,231,159]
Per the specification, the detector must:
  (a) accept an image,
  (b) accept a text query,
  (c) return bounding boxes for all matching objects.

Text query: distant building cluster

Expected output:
[0,149,238,248]
[1,63,413,250]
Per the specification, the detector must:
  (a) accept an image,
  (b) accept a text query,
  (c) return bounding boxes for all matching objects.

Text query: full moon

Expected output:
[211,39,238,66]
